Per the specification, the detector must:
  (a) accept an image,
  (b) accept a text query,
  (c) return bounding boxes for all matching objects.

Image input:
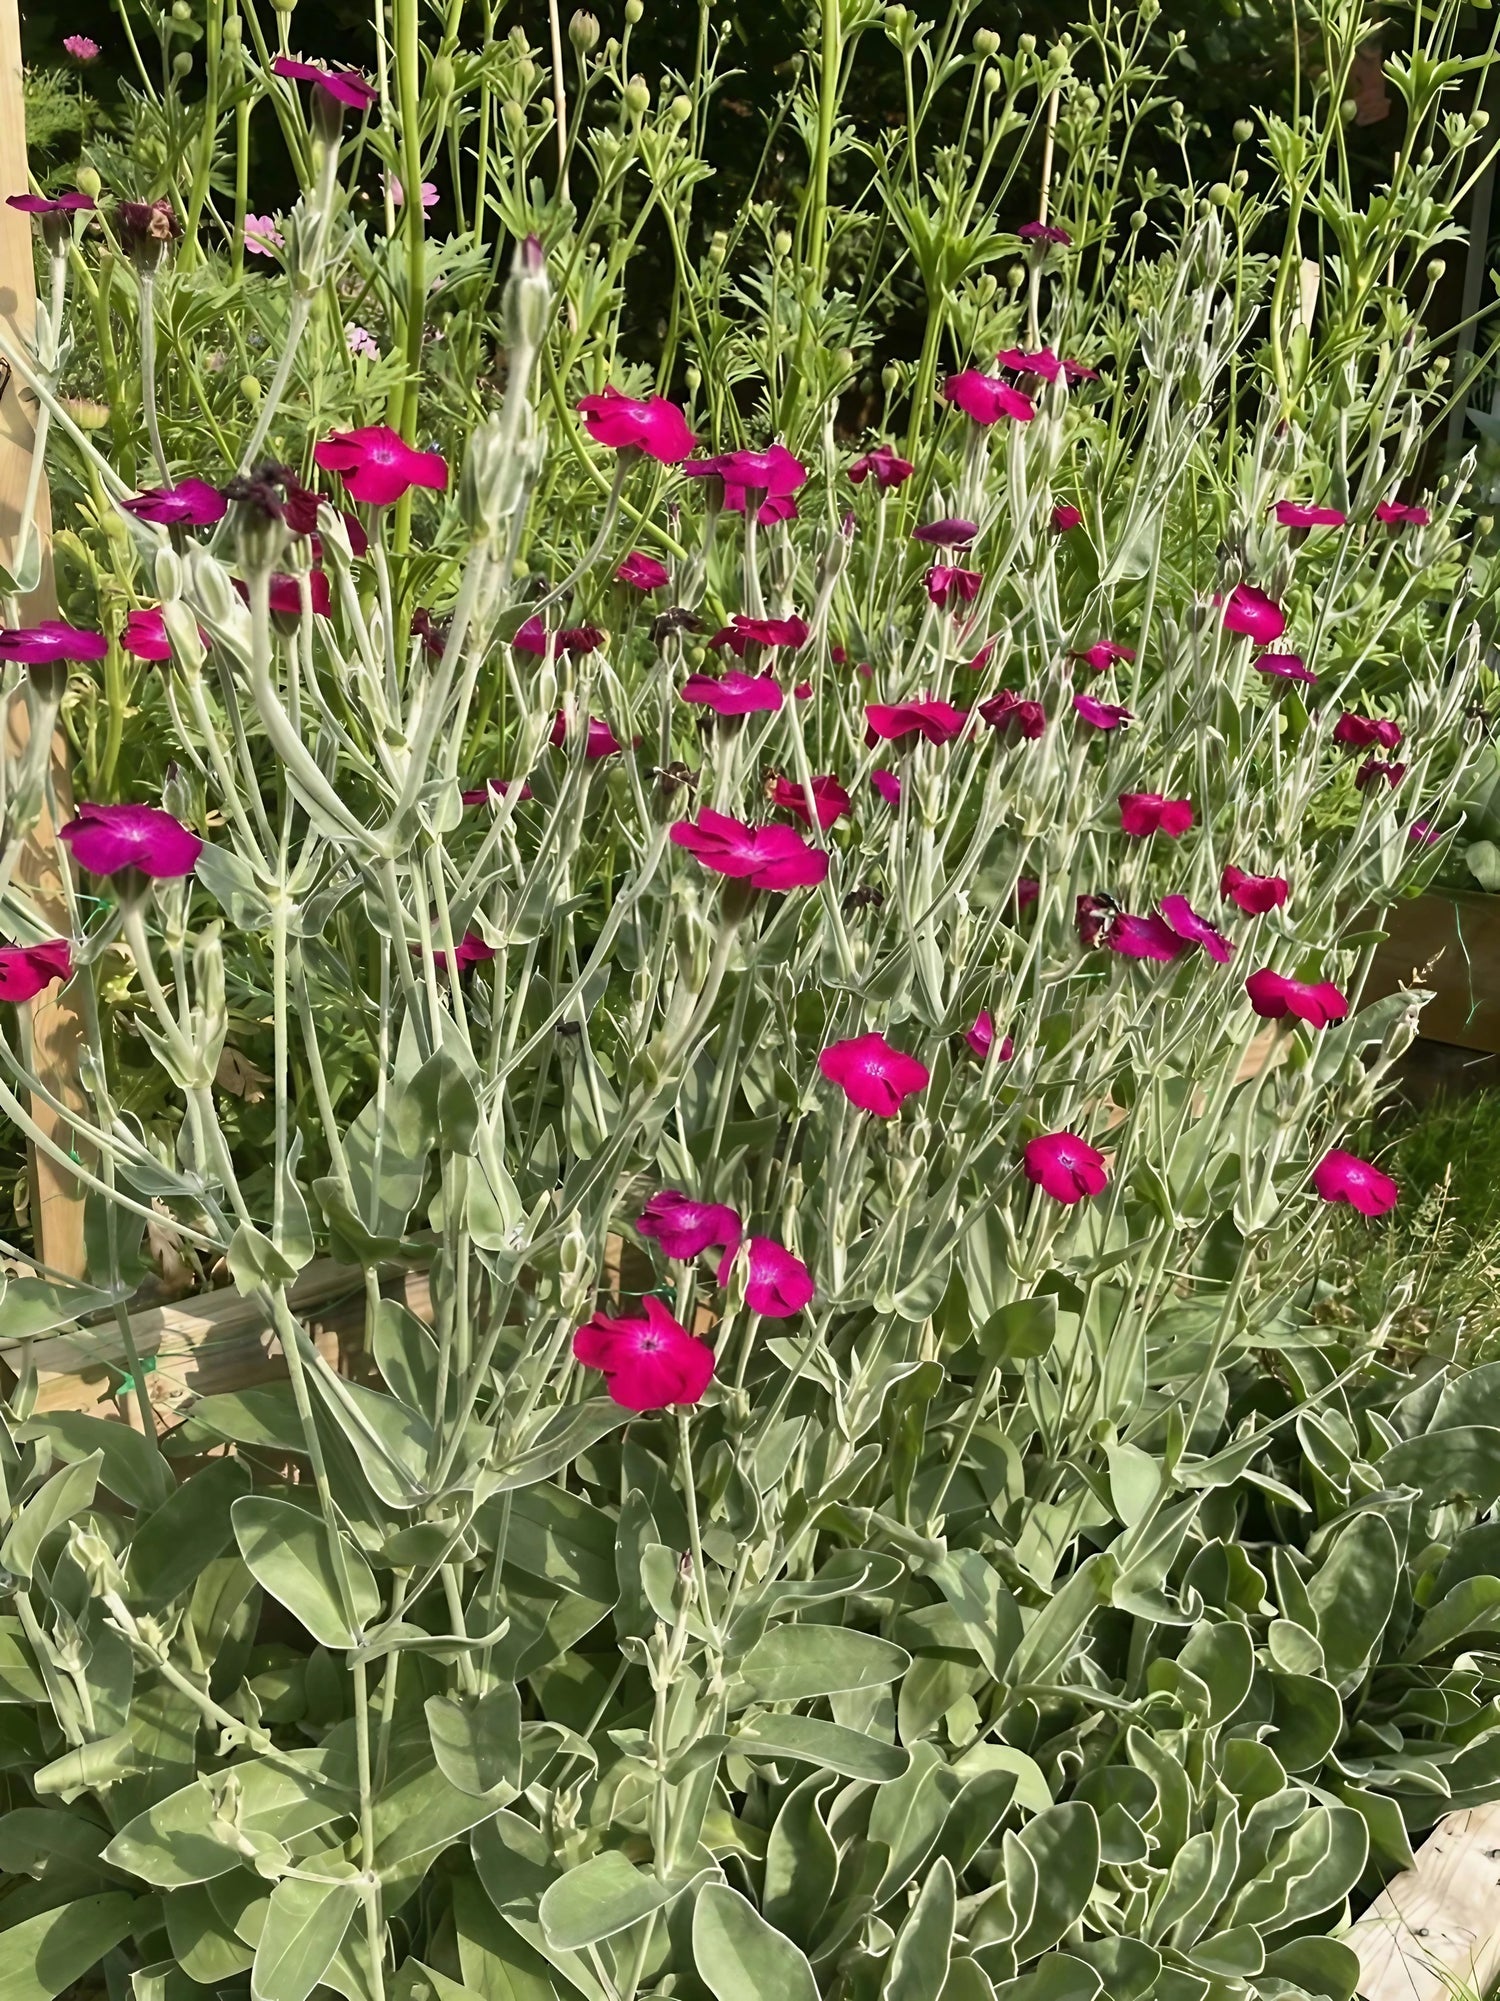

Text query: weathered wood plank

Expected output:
[1367,892,1500,1056]
[1347,1804,1500,2001]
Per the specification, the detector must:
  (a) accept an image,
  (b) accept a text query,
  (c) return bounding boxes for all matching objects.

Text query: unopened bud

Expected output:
[1209,182,1230,206]
[1129,209,1146,232]
[222,14,241,44]
[1427,258,1446,285]
[502,99,525,135]
[773,228,792,257]
[430,53,455,98]
[684,364,701,394]
[1017,31,1035,53]
[173,50,193,76]
[63,394,111,430]
[982,68,1000,92]
[1005,263,1025,291]
[624,0,643,20]
[670,93,692,124]
[76,166,101,198]
[1233,117,1253,143]
[973,26,999,55]
[501,232,551,352]
[1475,109,1491,130]
[1340,97,1357,122]
[239,374,261,404]
[569,10,599,51]
[623,74,651,116]
[172,0,191,16]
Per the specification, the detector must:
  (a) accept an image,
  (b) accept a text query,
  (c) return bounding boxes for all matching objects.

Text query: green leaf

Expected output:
[227,1220,301,1296]
[1008,1554,1115,1688]
[104,1752,351,1887]
[164,1882,255,1984]
[250,1876,360,2001]
[126,1457,250,1611]
[870,1743,953,1901]
[425,1688,522,1797]
[730,1713,910,1782]
[232,1496,380,1651]
[925,1549,1024,1680]
[176,1385,307,1454]
[0,1893,139,2001]
[1306,1511,1398,1689]
[989,1955,1101,2001]
[1403,1573,1500,1659]
[975,1296,1057,1363]
[18,1413,169,1510]
[882,1856,955,2001]
[1,1452,102,1582]
[734,1625,910,1704]
[538,1851,701,1951]
[763,1773,838,1949]
[1380,1426,1500,1506]
[692,1884,818,2001]
[486,1402,628,1496]
[1010,1804,1100,1960]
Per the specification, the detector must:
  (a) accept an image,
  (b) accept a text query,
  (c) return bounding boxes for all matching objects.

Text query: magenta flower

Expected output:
[965,1010,1014,1062]
[772,774,850,829]
[639,1189,741,1261]
[1019,220,1071,244]
[0,939,72,1002]
[927,565,982,609]
[1375,499,1429,527]
[266,572,332,619]
[8,192,95,215]
[461,778,533,806]
[1333,712,1403,753]
[794,681,812,700]
[1159,894,1234,964]
[573,1296,714,1411]
[1052,504,1084,532]
[616,550,670,591]
[721,1237,815,1318]
[550,713,621,759]
[912,518,977,547]
[1273,500,1347,528]
[1256,653,1316,685]
[967,638,997,673]
[1016,878,1040,911]
[1024,1132,1107,1205]
[122,478,226,527]
[59,803,201,879]
[1119,792,1193,839]
[578,386,697,465]
[271,56,378,110]
[1409,819,1440,845]
[0,620,107,665]
[243,214,283,256]
[872,770,901,807]
[1221,585,1286,644]
[996,346,1062,381]
[943,371,1036,425]
[1221,864,1288,914]
[63,34,100,58]
[681,669,783,716]
[1312,1149,1398,1217]
[122,609,171,662]
[1073,641,1135,672]
[685,445,807,524]
[671,811,828,890]
[1106,912,1189,963]
[709,613,809,655]
[1245,968,1348,1029]
[866,700,967,744]
[1356,757,1406,792]
[439,932,497,973]
[313,425,447,506]
[517,618,603,659]
[849,443,914,489]
[1073,693,1132,730]
[819,1032,929,1117]
[979,689,1047,741]
[1077,894,1110,948]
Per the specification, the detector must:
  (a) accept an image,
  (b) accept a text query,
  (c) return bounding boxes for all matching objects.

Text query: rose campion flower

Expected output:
[1119,792,1193,838]
[681,669,783,716]
[1255,653,1316,685]
[122,478,227,527]
[979,690,1047,741]
[684,445,807,523]
[59,802,202,879]
[967,638,997,673]
[578,386,697,465]
[709,613,809,655]
[794,682,812,701]
[550,713,621,759]
[616,550,670,591]
[1375,499,1430,527]
[639,1189,741,1260]
[772,774,850,830]
[122,609,171,662]
[1245,967,1348,1029]
[1024,1132,1107,1204]
[943,370,1036,425]
[1220,584,1286,643]
[1221,864,1288,914]
[517,618,603,659]
[1333,712,1403,752]
[1052,504,1084,532]
[866,700,967,744]
[1106,912,1188,963]
[440,933,497,972]
[671,811,829,890]
[1016,878,1040,911]
[927,565,982,609]
[1312,1149,1398,1217]
[819,1031,929,1116]
[347,324,380,360]
[871,770,901,806]
[721,1237,815,1318]
[996,346,1063,381]
[912,518,977,547]
[1073,693,1132,730]
[1073,640,1135,672]
[389,175,439,209]
[0,939,72,1002]
[0,619,108,669]
[1273,500,1347,528]
[1019,220,1071,244]
[265,572,333,618]
[1077,894,1110,948]
[8,192,95,216]
[271,56,379,111]
[63,34,100,58]
[1409,819,1440,845]
[461,778,532,806]
[1356,757,1406,791]
[849,443,914,488]
[243,214,284,256]
[573,1296,714,1411]
[965,1010,1014,1062]
[313,425,448,506]
[1159,894,1235,964]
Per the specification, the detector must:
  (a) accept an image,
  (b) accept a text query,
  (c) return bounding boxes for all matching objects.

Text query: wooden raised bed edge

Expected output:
[1366,889,1500,1057]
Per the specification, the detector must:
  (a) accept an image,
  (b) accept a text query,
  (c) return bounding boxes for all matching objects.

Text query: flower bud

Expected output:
[684,363,701,394]
[670,93,692,124]
[429,52,455,98]
[222,14,241,44]
[239,374,261,404]
[1340,97,1357,122]
[1475,109,1491,131]
[70,1526,127,1599]
[569,10,599,51]
[502,99,525,135]
[624,0,643,18]
[63,394,111,430]
[1129,209,1146,232]
[501,232,551,352]
[1209,182,1230,207]
[76,166,102,199]
[172,0,191,16]
[1005,263,1025,292]
[173,50,193,77]
[623,74,651,116]
[882,361,900,392]
[1427,258,1446,285]
[1233,117,1253,143]
[773,228,792,257]
[973,26,999,55]
[982,68,1000,93]
[1018,32,1035,53]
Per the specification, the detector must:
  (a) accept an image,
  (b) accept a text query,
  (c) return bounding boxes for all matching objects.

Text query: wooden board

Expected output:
[1348,1803,1500,2000]
[1366,892,1500,1056]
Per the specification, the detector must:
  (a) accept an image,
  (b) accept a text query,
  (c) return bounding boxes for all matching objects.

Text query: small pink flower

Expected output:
[59,803,201,879]
[313,424,447,506]
[1159,894,1235,964]
[243,214,284,256]
[388,174,439,209]
[440,932,497,973]
[671,811,828,891]
[461,778,533,806]
[616,550,670,591]
[63,34,100,59]
[1106,912,1188,963]
[681,669,783,716]
[979,689,1047,741]
[1375,499,1429,527]
[1246,967,1348,1029]
[1273,500,1347,528]
[122,609,171,661]
[1077,895,1110,947]
[1256,653,1316,685]
[123,478,227,527]
[912,517,977,547]
[264,572,333,618]
[996,346,1062,381]
[819,1032,929,1117]
[1052,503,1084,532]
[346,324,380,360]
[927,565,982,608]
[849,443,914,489]
[1073,693,1132,730]
[517,617,604,658]
[943,371,1036,425]
[0,620,107,665]
[578,386,697,465]
[872,770,901,806]
[1016,878,1040,911]
[794,680,812,700]
[639,1189,741,1260]
[684,445,807,524]
[550,713,621,760]
[965,1010,1014,1062]
[1221,864,1288,914]
[0,939,72,1002]
[709,613,809,655]
[721,1237,815,1318]
[1409,819,1440,845]
[967,639,997,673]
[574,1295,714,1411]
[1119,792,1193,839]
[772,774,850,830]
[1220,585,1286,644]
[1333,712,1403,753]
[1073,641,1135,672]
[865,700,967,745]
[271,57,378,111]
[1356,757,1406,791]
[1019,220,1071,244]
[1312,1149,1398,1217]
[1024,1132,1107,1204]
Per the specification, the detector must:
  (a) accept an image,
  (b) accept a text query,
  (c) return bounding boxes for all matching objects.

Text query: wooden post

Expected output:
[0,0,87,1279]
